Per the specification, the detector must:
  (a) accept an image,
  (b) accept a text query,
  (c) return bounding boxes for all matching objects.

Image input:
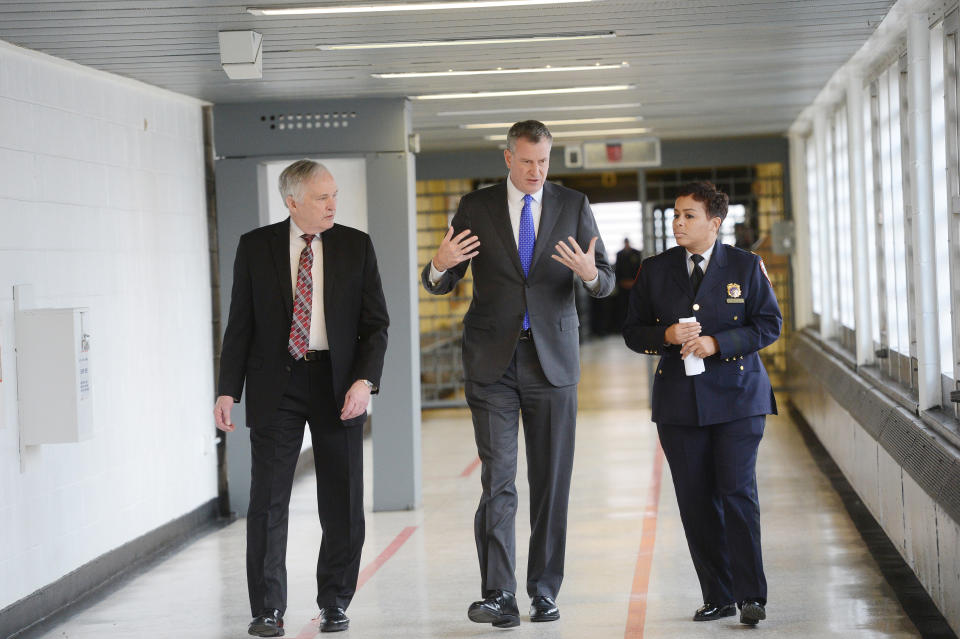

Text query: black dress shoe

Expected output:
[529,595,560,622]
[739,600,766,625]
[693,602,736,622]
[468,590,520,628]
[319,607,350,633]
[248,609,284,637]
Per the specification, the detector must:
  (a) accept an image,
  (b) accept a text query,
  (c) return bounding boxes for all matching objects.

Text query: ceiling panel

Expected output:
[0,0,897,150]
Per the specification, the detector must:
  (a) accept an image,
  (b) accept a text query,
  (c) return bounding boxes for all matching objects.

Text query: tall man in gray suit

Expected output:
[421,121,614,628]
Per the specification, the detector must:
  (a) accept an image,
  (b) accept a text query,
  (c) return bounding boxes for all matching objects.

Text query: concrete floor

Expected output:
[29,337,920,638]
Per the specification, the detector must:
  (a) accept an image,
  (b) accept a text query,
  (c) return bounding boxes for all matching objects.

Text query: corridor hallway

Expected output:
[23,338,922,638]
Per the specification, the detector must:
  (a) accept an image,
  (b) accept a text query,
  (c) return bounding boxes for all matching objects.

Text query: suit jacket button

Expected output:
[733,315,738,320]
[285,365,291,372]
[692,303,700,311]
[658,369,663,375]
[740,365,745,371]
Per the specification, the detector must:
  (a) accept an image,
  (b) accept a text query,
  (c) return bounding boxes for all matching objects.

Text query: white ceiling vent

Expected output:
[218,31,263,80]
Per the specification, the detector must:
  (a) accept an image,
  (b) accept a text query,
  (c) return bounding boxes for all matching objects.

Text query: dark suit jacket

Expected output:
[218,219,389,428]
[622,241,781,426]
[420,181,614,387]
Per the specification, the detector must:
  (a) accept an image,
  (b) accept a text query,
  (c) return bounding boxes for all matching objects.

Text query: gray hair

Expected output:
[506,120,553,152]
[278,159,330,205]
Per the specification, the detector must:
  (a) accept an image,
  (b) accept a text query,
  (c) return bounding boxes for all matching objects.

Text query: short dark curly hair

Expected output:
[676,181,729,222]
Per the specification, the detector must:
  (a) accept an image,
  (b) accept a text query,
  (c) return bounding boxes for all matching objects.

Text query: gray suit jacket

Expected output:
[420,181,614,387]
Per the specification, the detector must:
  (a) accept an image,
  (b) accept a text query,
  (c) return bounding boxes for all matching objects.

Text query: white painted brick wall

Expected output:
[793,363,960,633]
[0,40,217,609]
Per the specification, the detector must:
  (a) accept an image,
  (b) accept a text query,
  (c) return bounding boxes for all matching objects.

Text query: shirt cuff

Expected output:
[583,273,600,292]
[429,260,446,285]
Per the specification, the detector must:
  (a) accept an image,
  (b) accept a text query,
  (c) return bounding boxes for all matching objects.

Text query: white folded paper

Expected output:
[679,316,705,376]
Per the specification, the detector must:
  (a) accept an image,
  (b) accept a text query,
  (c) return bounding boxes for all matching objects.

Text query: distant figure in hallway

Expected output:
[214,160,389,636]
[622,181,781,626]
[613,238,643,330]
[421,120,614,628]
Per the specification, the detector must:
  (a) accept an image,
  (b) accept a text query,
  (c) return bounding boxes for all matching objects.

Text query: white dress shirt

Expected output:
[430,176,600,290]
[685,244,715,277]
[290,220,329,351]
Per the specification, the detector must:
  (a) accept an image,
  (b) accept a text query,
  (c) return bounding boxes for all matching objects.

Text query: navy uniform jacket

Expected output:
[622,241,781,426]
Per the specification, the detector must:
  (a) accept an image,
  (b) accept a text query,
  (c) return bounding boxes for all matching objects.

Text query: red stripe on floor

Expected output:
[295,525,418,638]
[624,440,665,639]
[460,456,481,478]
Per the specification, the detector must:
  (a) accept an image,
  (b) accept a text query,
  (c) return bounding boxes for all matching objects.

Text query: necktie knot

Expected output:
[523,194,533,206]
[690,254,704,266]
[301,233,314,244]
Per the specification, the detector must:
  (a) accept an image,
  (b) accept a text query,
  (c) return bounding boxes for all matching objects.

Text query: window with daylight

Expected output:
[833,106,855,331]
[931,22,955,378]
[806,137,822,316]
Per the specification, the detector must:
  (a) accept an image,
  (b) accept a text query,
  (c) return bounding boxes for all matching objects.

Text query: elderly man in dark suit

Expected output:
[422,120,614,628]
[622,181,781,627]
[214,160,389,636]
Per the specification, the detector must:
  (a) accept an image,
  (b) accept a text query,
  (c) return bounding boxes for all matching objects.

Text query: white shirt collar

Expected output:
[289,218,315,242]
[685,243,714,265]
[506,176,543,205]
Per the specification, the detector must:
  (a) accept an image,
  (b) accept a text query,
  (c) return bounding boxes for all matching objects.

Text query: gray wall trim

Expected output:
[790,331,960,525]
[1,498,220,639]
[415,136,790,181]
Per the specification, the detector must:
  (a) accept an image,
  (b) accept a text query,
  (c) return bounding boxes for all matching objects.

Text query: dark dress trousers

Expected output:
[421,181,614,599]
[622,240,781,606]
[219,219,389,616]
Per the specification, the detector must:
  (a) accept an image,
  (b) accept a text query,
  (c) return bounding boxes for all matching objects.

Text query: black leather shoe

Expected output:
[529,595,560,622]
[248,609,284,637]
[468,590,520,628]
[319,607,350,633]
[693,602,736,622]
[739,600,766,625]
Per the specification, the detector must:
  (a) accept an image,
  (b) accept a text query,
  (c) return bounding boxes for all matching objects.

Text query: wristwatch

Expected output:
[359,379,375,390]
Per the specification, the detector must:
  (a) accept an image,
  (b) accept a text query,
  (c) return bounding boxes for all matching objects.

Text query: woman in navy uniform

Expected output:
[622,181,781,626]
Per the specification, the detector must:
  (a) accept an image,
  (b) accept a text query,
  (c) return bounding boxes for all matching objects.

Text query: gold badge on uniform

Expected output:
[726,282,745,303]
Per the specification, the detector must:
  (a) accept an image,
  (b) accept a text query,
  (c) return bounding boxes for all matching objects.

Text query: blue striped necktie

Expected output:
[518,194,535,330]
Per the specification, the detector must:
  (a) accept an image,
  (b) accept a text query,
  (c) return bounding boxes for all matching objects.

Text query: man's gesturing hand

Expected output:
[551,236,599,281]
[432,226,480,272]
[214,395,235,432]
[340,380,372,421]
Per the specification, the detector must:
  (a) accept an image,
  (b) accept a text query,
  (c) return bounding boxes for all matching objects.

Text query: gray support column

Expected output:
[846,75,875,367]
[367,149,422,511]
[907,13,942,410]
[213,158,259,516]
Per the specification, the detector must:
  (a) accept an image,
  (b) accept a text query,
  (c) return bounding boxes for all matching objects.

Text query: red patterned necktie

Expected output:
[287,233,315,359]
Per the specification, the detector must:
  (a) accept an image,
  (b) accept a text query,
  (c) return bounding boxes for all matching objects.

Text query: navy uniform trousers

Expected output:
[658,416,766,605]
[623,240,782,606]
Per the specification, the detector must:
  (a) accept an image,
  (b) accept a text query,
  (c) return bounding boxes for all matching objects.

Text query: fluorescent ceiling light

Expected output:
[251,0,594,16]
[412,85,634,100]
[437,102,642,116]
[373,62,627,78]
[462,116,641,129]
[485,127,651,139]
[318,31,614,50]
